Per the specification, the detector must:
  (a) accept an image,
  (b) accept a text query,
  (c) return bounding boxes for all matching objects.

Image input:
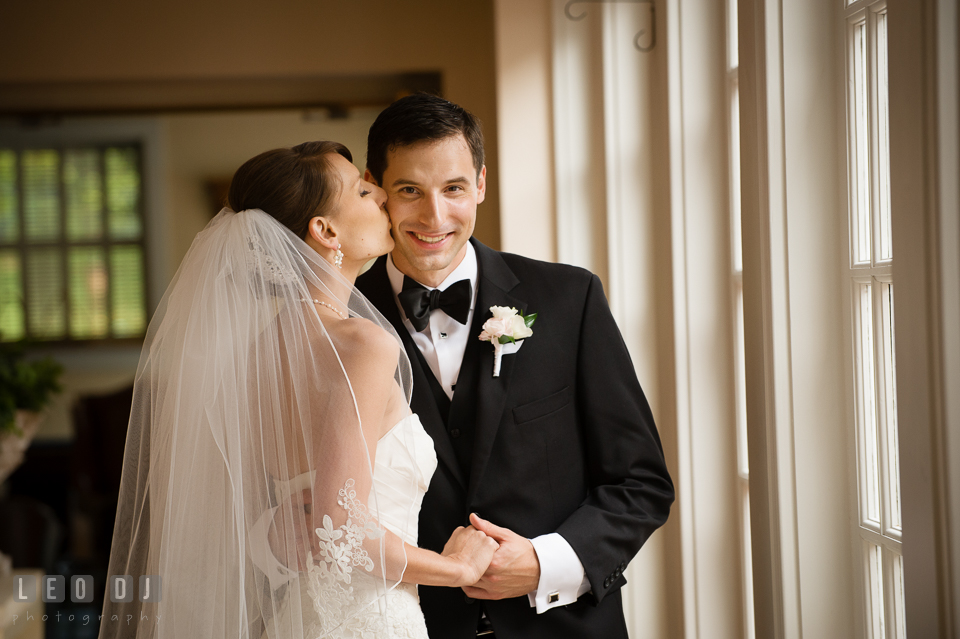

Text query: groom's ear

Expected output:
[363,168,380,187]
[305,216,339,250]
[476,165,487,205]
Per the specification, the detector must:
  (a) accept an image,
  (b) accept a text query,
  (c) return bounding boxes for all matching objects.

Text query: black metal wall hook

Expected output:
[563,0,656,52]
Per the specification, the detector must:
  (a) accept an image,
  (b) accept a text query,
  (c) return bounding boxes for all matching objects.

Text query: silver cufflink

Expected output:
[547,592,560,604]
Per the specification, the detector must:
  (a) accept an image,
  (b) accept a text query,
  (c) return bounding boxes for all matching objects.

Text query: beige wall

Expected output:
[0,0,500,248]
[163,108,381,271]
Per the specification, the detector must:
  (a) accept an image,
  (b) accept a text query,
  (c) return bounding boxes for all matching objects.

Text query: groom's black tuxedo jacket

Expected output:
[356,239,674,639]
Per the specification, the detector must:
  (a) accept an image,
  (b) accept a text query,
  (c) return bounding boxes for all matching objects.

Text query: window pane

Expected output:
[891,552,906,639]
[876,12,892,261]
[736,284,748,477]
[727,0,738,69]
[880,282,901,531]
[852,21,871,264]
[110,245,145,337]
[0,250,24,340]
[731,83,743,273]
[0,150,18,243]
[23,150,61,243]
[105,147,142,240]
[68,247,109,339]
[741,484,755,639]
[64,149,103,241]
[26,248,64,339]
[865,543,886,639]
[857,282,881,526]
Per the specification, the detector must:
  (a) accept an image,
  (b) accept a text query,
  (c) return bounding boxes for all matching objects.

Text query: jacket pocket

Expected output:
[512,386,572,425]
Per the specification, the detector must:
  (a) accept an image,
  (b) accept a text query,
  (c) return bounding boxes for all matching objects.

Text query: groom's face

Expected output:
[371,134,485,288]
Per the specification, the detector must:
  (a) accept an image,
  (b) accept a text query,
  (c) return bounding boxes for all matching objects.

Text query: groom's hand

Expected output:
[461,513,541,600]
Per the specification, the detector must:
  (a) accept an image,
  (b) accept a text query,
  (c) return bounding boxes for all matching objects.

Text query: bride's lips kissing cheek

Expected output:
[374,134,486,288]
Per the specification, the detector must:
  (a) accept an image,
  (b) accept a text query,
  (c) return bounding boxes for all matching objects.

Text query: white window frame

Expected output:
[841,2,906,636]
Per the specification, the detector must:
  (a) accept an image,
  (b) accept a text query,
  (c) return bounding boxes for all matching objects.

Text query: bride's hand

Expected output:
[440,525,500,587]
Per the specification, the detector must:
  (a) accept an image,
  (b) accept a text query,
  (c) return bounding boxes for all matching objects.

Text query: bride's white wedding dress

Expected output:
[100,210,431,639]
[257,413,437,639]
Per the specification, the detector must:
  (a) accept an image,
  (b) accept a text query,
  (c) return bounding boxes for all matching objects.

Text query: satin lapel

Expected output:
[466,240,524,506]
[358,259,466,490]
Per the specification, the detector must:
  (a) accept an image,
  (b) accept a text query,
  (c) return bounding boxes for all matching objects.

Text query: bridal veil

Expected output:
[99,208,418,638]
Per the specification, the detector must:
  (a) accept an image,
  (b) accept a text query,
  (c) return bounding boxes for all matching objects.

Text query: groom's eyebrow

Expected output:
[390,177,470,187]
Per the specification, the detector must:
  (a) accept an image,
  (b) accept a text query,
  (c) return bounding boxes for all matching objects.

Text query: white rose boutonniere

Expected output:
[478,305,537,377]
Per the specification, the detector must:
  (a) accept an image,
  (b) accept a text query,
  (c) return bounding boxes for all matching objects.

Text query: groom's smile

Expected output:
[372,134,486,288]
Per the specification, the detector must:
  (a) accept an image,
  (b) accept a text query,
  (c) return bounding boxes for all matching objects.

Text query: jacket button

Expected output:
[464,595,474,604]
[450,428,461,438]
[603,577,611,589]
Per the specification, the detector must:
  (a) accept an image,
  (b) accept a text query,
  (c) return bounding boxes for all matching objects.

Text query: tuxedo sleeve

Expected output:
[555,273,674,604]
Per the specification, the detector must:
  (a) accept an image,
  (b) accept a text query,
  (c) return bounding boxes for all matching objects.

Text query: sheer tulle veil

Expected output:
[99,208,418,638]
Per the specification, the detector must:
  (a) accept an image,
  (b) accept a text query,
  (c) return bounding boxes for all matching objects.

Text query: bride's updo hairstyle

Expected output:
[228,140,352,239]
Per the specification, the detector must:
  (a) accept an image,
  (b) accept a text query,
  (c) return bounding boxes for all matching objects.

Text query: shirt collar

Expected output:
[387,241,478,306]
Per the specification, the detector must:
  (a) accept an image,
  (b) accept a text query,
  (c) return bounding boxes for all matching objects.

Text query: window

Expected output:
[727,0,754,636]
[0,144,147,342]
[843,1,905,636]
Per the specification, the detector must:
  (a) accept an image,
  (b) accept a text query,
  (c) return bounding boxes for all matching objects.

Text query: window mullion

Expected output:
[58,146,71,340]
[14,148,30,341]
[135,144,148,332]
[99,145,114,339]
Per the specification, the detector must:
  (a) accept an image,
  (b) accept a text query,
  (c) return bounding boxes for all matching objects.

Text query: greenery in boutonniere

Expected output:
[497,311,536,345]
[0,341,63,436]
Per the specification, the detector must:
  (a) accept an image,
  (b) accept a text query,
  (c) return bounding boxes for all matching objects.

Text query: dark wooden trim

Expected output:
[0,72,442,117]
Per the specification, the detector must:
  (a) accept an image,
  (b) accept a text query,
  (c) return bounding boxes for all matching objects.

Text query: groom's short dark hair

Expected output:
[366,93,484,185]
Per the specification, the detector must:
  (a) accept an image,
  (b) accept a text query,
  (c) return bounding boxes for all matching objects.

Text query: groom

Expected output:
[356,94,674,639]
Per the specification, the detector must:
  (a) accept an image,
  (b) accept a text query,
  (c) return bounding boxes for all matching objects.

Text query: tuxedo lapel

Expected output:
[465,240,525,506]
[357,259,466,490]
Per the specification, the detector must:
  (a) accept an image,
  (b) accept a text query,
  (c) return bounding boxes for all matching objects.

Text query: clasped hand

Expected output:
[444,513,542,599]
[440,520,500,586]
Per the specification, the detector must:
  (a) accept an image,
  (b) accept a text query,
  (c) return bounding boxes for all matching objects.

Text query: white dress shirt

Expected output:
[386,245,591,613]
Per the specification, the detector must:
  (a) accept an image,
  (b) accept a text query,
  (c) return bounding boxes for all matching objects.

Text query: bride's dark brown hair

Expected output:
[228,140,352,239]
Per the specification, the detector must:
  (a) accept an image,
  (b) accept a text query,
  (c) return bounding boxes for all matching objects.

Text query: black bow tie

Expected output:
[397,277,472,332]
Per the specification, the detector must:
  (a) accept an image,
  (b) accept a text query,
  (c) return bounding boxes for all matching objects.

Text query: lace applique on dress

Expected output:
[305,479,387,636]
[262,415,435,639]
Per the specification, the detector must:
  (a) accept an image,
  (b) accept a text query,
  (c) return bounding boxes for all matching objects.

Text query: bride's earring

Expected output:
[334,244,343,269]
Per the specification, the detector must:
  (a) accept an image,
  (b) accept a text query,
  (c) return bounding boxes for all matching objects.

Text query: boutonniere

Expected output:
[478,306,537,377]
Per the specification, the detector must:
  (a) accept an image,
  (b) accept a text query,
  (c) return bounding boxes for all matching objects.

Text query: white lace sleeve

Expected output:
[305,479,387,634]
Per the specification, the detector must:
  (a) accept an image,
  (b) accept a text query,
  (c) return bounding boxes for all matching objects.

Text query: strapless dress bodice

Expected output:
[269,412,436,546]
[368,412,437,545]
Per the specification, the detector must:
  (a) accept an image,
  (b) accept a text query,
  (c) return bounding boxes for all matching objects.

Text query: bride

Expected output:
[99,141,498,639]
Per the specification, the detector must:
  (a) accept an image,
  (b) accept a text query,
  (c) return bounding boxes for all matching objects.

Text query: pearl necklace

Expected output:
[302,298,347,320]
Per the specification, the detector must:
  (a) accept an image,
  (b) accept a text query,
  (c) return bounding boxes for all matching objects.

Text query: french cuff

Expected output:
[527,533,589,613]
[249,506,298,590]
